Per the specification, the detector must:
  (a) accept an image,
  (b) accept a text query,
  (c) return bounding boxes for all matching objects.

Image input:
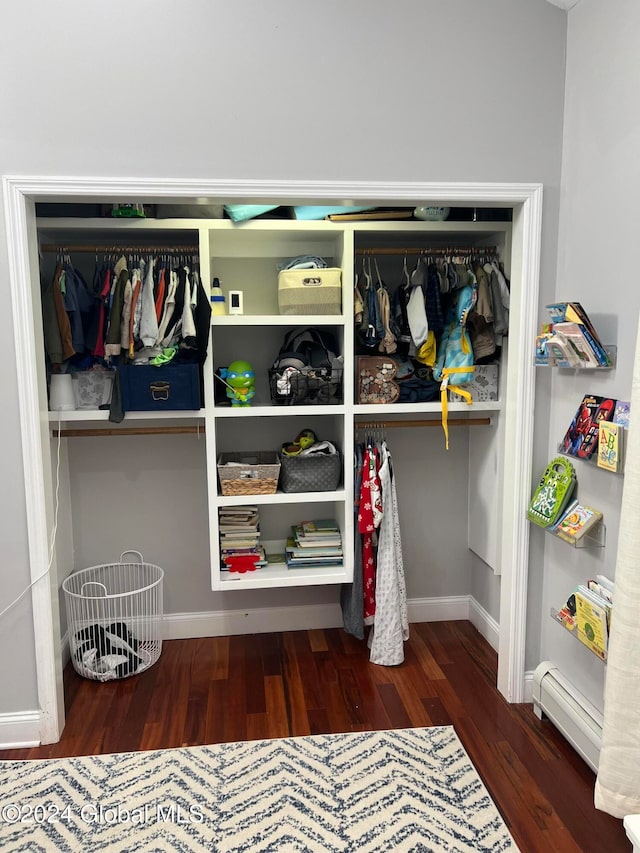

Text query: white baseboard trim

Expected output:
[162,595,490,641]
[469,597,500,652]
[523,669,534,704]
[0,711,41,749]
[162,603,345,640]
[407,595,472,624]
[60,595,498,646]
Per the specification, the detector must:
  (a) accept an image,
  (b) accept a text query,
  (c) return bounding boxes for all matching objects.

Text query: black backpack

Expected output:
[272,327,340,372]
[270,327,343,405]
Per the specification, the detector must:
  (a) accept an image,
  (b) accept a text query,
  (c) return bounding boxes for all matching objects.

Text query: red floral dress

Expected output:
[359,446,382,624]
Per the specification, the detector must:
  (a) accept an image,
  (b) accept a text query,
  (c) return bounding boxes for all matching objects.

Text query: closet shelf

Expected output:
[550,608,607,662]
[212,314,344,326]
[212,404,345,418]
[218,562,348,590]
[217,489,346,507]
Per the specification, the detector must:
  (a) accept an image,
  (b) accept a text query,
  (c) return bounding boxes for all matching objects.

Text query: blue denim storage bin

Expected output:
[120,363,201,411]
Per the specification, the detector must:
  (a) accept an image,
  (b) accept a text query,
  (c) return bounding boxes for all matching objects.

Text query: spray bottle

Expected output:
[210,277,226,315]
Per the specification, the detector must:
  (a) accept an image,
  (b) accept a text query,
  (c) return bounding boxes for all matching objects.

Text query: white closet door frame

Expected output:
[2,176,542,744]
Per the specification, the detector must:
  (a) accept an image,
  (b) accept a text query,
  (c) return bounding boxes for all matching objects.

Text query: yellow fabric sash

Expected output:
[440,367,474,450]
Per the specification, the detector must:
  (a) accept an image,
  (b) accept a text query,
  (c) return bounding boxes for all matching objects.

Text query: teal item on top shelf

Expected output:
[292,205,374,220]
[224,204,279,222]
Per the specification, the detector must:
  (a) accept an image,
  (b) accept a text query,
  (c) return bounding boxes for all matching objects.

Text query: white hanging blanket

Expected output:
[368,442,409,665]
[595,321,640,818]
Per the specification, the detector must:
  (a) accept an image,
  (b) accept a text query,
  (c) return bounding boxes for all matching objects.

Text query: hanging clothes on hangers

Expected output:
[356,256,384,352]
[341,435,408,665]
[390,255,412,359]
[467,261,496,361]
[373,258,396,355]
[368,440,409,666]
[360,440,382,625]
[340,444,365,640]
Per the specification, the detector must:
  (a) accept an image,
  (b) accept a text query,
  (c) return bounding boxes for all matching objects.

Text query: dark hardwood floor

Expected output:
[0,621,629,851]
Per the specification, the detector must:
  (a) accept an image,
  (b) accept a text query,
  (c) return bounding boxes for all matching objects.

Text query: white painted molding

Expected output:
[469,598,500,652]
[407,596,471,625]
[523,670,535,704]
[544,0,582,10]
[2,179,63,745]
[497,183,543,703]
[0,711,41,750]
[162,604,344,640]
[2,175,541,741]
[162,596,475,641]
[4,176,544,206]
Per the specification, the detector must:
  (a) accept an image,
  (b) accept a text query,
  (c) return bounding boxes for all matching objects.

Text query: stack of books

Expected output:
[219,506,266,571]
[541,302,612,368]
[286,519,343,569]
[559,395,629,462]
[556,575,614,660]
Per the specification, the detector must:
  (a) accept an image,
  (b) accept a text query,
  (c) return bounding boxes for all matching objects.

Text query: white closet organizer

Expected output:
[38,216,511,592]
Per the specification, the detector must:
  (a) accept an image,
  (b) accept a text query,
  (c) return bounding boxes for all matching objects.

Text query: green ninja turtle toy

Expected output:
[220,360,256,406]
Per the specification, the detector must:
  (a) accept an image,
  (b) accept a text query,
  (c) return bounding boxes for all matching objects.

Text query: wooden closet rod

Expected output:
[53,417,491,438]
[40,244,199,254]
[355,418,491,429]
[355,246,497,256]
[51,425,203,438]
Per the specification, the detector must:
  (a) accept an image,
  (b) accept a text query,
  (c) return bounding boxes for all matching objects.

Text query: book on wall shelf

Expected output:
[546,498,605,547]
[597,421,624,473]
[553,574,614,661]
[535,302,613,368]
[559,394,629,463]
[554,503,603,543]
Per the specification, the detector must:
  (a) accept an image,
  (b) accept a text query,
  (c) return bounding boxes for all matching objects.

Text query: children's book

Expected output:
[559,394,616,460]
[554,504,603,542]
[548,498,579,531]
[613,399,630,429]
[299,519,340,535]
[545,302,611,366]
[527,456,576,528]
[595,574,615,594]
[555,590,578,631]
[597,421,622,472]
[552,325,601,367]
[587,578,614,605]
[574,586,610,659]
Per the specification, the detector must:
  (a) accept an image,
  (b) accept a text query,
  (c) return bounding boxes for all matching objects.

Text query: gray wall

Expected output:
[0,0,566,717]
[537,0,640,710]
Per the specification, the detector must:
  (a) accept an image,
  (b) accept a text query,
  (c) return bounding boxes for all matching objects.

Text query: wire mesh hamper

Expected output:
[62,551,164,682]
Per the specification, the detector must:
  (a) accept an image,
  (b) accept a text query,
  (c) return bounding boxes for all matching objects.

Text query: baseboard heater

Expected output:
[532,661,603,772]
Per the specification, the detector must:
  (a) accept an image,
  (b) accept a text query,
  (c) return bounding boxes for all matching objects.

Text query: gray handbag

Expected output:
[279,451,341,493]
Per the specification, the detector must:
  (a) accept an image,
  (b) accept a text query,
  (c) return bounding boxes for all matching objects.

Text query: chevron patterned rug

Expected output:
[0,726,517,852]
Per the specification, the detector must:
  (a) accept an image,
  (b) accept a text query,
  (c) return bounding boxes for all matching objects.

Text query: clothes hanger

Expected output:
[373,257,384,289]
[401,254,410,288]
[362,255,372,290]
[410,252,425,287]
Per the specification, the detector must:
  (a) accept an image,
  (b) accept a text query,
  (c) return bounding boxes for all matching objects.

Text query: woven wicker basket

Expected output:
[217,452,280,496]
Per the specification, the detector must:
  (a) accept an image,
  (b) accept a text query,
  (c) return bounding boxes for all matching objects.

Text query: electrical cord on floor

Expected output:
[0,411,62,621]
